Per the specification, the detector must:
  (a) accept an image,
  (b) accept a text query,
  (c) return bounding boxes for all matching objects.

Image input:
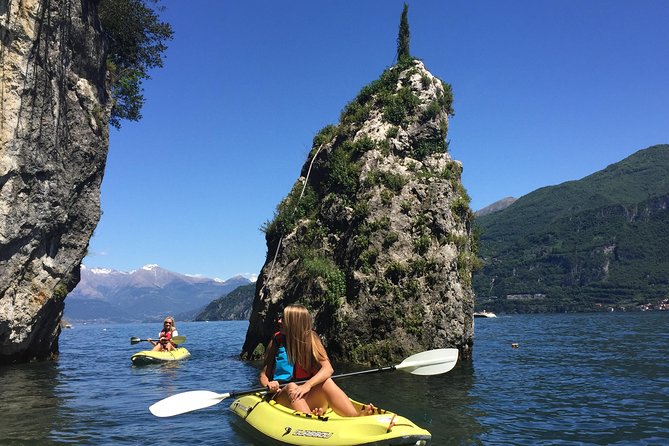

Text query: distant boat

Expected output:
[474,311,497,318]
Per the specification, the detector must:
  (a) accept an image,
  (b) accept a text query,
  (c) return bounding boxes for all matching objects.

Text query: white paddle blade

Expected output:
[396,348,459,375]
[149,390,230,417]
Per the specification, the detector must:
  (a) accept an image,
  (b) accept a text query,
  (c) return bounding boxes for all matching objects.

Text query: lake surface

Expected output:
[1,312,668,445]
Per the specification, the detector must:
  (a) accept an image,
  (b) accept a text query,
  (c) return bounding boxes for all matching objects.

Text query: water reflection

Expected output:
[0,362,62,444]
[331,358,484,445]
[426,359,486,445]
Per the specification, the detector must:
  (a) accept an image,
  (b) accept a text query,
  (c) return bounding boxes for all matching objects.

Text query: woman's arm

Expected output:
[289,357,333,401]
[259,340,280,391]
[288,335,333,401]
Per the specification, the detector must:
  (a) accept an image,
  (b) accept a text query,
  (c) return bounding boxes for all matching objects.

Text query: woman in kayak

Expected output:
[149,316,179,352]
[259,304,375,417]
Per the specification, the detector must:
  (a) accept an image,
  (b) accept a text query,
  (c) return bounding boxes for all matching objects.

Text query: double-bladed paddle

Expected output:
[130,336,186,345]
[149,347,458,418]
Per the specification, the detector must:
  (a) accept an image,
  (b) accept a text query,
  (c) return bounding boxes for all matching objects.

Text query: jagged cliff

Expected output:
[0,0,109,363]
[241,58,477,365]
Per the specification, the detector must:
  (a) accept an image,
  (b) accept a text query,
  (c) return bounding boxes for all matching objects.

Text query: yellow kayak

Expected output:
[131,347,191,365]
[230,393,431,446]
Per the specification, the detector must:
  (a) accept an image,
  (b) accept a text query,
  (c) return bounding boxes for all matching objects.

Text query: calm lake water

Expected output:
[1,312,668,445]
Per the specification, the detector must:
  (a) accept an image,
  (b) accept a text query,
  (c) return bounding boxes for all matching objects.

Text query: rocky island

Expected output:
[241,7,477,364]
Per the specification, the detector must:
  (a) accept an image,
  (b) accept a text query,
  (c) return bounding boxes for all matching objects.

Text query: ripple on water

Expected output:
[1,314,668,444]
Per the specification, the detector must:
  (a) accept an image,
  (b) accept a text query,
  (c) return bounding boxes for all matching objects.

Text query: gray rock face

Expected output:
[241,60,476,365]
[0,0,109,364]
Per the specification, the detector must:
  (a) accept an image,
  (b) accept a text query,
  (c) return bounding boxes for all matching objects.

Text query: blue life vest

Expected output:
[272,332,294,383]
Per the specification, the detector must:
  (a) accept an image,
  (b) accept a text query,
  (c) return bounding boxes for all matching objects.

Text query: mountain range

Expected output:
[64,264,252,323]
[473,144,669,313]
[65,144,669,321]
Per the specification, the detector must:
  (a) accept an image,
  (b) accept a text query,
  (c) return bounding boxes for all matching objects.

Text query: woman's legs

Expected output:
[150,342,172,352]
[274,383,314,414]
[275,380,375,417]
[274,382,328,415]
[304,384,329,415]
[321,378,360,417]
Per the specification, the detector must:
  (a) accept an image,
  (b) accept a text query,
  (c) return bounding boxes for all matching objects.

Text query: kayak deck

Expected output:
[131,347,191,365]
[230,393,431,446]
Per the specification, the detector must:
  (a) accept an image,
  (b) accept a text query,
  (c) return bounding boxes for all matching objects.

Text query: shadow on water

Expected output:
[0,362,63,445]
[426,359,486,445]
[332,357,484,445]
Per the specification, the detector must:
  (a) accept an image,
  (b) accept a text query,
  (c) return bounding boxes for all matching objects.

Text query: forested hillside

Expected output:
[194,284,255,321]
[473,144,669,313]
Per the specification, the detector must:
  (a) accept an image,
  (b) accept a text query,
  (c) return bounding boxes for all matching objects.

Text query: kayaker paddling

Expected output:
[259,304,376,417]
[148,316,179,352]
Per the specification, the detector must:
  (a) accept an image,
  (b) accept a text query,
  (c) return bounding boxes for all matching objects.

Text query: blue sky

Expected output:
[83,0,669,281]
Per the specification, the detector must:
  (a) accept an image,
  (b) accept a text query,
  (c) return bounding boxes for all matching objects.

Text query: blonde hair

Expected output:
[163,316,176,332]
[283,304,327,372]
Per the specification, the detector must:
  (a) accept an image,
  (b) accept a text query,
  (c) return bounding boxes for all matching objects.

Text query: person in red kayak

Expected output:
[259,304,376,417]
[148,316,179,352]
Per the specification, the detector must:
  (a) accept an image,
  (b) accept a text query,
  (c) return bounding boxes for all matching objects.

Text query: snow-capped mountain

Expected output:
[64,265,253,323]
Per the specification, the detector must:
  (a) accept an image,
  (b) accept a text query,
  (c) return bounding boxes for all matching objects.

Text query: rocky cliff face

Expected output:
[0,0,109,364]
[241,60,476,364]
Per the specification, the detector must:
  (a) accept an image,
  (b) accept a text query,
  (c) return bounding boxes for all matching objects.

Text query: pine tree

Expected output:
[99,0,173,129]
[396,3,411,63]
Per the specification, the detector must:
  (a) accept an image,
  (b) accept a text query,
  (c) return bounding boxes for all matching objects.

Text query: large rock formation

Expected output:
[0,0,109,364]
[241,59,477,365]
